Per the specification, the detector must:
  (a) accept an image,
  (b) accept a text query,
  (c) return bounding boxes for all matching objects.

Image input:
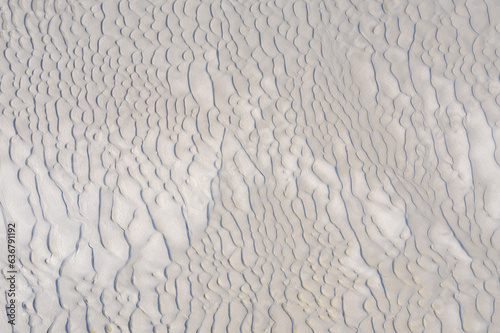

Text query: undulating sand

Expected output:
[1,0,500,332]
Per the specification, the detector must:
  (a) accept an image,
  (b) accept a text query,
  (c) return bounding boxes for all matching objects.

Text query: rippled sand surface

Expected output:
[1,0,500,332]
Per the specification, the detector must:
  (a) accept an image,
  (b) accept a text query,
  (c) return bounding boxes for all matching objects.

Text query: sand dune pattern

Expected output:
[1,0,500,332]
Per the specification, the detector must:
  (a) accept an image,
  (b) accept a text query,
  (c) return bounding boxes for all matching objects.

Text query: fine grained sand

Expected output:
[1,0,500,332]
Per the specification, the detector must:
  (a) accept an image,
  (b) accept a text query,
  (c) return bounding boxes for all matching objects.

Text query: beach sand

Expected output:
[1,0,500,331]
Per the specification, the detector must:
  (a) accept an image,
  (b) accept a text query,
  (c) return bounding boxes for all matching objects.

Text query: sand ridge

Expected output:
[1,0,500,332]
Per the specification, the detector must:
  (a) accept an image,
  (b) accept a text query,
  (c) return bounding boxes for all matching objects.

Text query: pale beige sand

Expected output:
[1,0,500,332]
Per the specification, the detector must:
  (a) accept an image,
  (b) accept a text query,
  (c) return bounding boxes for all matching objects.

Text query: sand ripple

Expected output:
[1,0,500,332]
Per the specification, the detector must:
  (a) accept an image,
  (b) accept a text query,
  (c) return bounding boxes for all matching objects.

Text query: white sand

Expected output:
[1,0,500,332]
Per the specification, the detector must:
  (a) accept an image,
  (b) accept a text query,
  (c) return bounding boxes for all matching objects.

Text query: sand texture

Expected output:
[1,0,500,332]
